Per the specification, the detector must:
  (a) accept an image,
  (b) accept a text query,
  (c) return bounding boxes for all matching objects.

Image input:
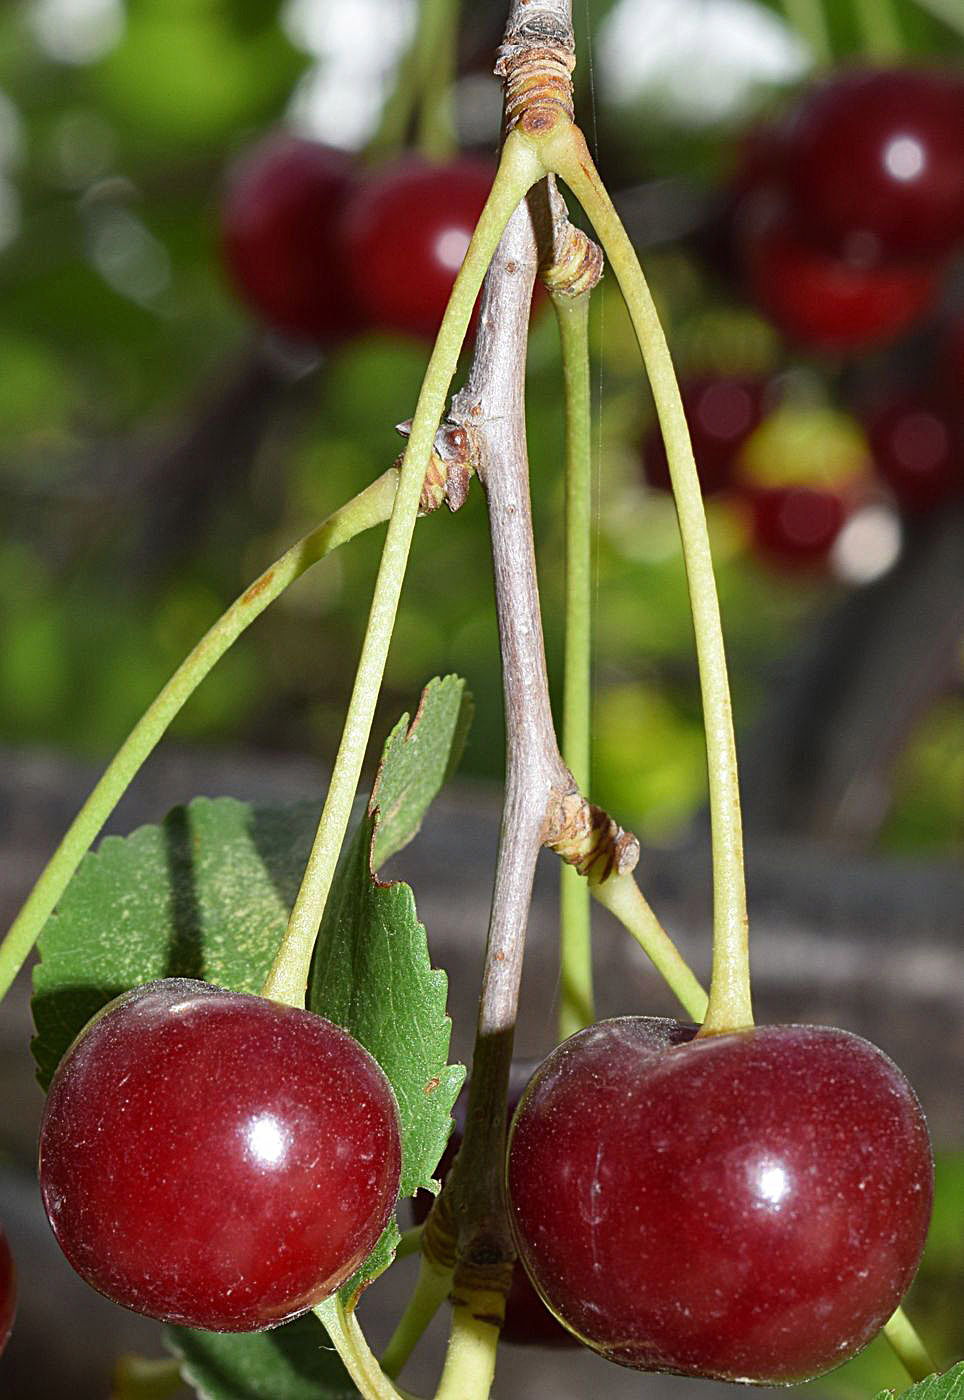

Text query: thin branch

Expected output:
[442,190,569,1295]
[417,0,581,1367]
[261,137,544,1008]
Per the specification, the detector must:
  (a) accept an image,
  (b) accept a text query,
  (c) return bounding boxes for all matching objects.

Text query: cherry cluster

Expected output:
[30,984,935,1385]
[723,67,964,354]
[38,979,402,1332]
[220,134,494,346]
[642,355,962,569]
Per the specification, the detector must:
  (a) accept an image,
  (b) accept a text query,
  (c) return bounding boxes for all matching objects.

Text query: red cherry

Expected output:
[748,484,847,567]
[220,134,361,343]
[865,394,963,513]
[741,206,940,353]
[339,157,494,341]
[412,1061,576,1347]
[0,1225,15,1356]
[642,376,765,496]
[787,68,964,258]
[507,1018,933,1385]
[39,979,402,1332]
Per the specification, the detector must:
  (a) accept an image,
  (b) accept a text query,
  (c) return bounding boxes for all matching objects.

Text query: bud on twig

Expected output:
[394,419,477,514]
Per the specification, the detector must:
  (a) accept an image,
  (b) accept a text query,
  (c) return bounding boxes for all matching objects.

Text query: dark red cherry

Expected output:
[220,134,361,343]
[787,68,964,258]
[748,484,847,567]
[865,394,963,513]
[39,979,401,1332]
[741,208,939,353]
[339,156,494,340]
[412,1061,576,1347]
[0,1225,15,1356]
[507,1018,933,1385]
[642,376,765,496]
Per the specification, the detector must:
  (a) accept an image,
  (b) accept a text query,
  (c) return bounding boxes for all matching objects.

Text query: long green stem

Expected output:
[555,289,594,1040]
[591,871,708,1023]
[543,124,750,1035]
[369,0,460,161]
[851,0,902,57]
[778,0,833,63]
[432,1304,500,1400]
[316,1295,413,1400]
[414,0,459,161]
[883,1306,937,1383]
[0,470,399,1006]
[261,132,545,1009]
[381,1249,453,1379]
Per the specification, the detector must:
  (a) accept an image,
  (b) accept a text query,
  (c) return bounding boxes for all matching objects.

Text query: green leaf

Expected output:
[32,675,470,1378]
[875,1362,964,1400]
[308,676,471,1296]
[371,672,473,869]
[166,1315,357,1400]
[32,675,470,1099]
[31,796,321,1088]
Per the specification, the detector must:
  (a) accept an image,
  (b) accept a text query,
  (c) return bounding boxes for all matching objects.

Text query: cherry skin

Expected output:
[865,394,963,513]
[220,134,361,343]
[39,978,402,1332]
[506,1017,933,1385]
[412,1060,576,1347]
[747,484,848,568]
[0,1224,15,1356]
[787,68,964,258]
[642,376,765,497]
[741,207,939,353]
[338,156,494,341]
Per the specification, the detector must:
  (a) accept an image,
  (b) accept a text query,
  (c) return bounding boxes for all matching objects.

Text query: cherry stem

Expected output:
[777,0,832,64]
[555,287,595,1040]
[369,0,459,163]
[433,1305,500,1400]
[381,1249,453,1380]
[851,0,903,57]
[0,469,400,1007]
[260,133,545,1010]
[591,872,708,1023]
[541,122,752,1036]
[316,1294,420,1400]
[414,0,460,161]
[883,1305,937,1383]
